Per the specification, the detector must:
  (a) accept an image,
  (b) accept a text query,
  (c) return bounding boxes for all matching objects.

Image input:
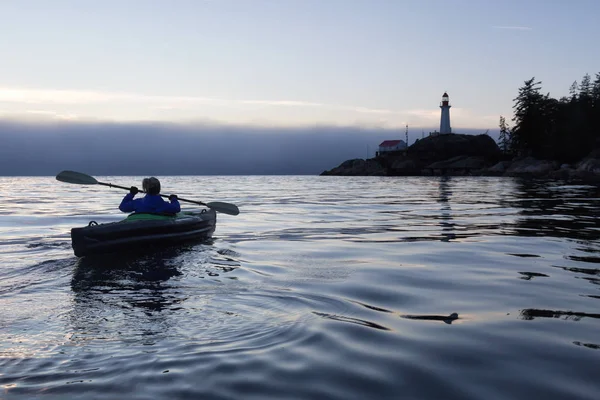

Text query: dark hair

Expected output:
[142,177,161,195]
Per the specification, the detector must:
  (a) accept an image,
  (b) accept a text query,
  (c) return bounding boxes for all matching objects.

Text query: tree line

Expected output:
[499,73,600,162]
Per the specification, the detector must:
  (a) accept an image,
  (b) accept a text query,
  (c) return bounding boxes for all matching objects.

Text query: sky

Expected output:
[1,0,599,174]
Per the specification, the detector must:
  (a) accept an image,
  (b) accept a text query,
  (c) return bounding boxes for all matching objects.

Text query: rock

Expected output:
[505,157,558,177]
[387,158,421,175]
[390,158,418,170]
[483,160,512,175]
[548,167,574,179]
[409,133,501,163]
[577,155,600,174]
[320,158,386,176]
[424,156,487,172]
[565,149,600,180]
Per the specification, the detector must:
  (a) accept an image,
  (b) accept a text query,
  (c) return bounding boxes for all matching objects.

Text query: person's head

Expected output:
[142,177,161,195]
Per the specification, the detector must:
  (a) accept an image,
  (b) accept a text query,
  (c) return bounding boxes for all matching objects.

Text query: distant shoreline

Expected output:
[320,134,600,182]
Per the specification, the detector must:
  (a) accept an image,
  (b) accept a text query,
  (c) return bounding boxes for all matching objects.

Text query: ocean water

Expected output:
[1,175,599,400]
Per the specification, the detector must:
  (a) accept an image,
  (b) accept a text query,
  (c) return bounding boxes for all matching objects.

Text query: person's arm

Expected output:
[164,194,181,213]
[119,187,139,212]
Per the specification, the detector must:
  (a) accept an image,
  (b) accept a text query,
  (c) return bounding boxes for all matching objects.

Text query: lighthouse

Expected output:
[439,92,452,134]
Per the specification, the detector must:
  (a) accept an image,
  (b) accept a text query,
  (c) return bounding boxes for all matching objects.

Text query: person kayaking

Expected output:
[119,177,181,215]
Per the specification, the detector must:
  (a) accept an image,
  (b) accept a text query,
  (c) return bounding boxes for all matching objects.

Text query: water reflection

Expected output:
[519,308,600,321]
[69,248,190,345]
[518,272,549,280]
[437,176,456,242]
[401,312,459,324]
[554,266,600,275]
[573,341,600,350]
[510,180,600,241]
[72,250,183,307]
[313,312,391,331]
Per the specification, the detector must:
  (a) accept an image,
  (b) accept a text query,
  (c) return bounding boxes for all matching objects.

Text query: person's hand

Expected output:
[169,194,178,201]
[130,186,139,195]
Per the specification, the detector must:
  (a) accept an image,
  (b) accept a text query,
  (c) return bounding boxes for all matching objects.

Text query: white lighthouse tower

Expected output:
[439,92,452,134]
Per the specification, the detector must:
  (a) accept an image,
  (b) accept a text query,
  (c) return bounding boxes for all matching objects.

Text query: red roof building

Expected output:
[378,140,407,154]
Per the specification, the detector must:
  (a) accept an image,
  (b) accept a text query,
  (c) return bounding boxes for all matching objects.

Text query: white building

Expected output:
[377,140,407,155]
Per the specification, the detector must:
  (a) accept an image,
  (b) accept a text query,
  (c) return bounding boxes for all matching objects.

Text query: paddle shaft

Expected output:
[96,181,210,207]
[56,170,239,215]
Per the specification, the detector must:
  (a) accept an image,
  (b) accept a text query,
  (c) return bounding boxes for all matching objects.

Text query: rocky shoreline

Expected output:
[320,134,600,180]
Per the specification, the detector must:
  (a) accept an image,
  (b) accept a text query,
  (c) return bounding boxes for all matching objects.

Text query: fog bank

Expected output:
[0,120,492,175]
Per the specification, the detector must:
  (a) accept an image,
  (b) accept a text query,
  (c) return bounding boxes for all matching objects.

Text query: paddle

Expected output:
[56,170,240,216]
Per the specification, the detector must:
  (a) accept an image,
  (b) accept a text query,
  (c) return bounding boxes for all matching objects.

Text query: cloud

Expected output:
[0,87,498,130]
[240,99,398,115]
[240,99,326,107]
[0,86,399,116]
[25,110,79,120]
[492,26,533,31]
[0,87,226,106]
[349,107,397,115]
[407,109,439,120]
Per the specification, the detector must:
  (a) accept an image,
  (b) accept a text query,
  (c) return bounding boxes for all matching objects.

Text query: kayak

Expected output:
[71,209,216,257]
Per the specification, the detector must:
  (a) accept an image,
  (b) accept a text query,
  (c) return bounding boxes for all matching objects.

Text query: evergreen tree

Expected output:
[498,116,511,153]
[511,78,546,156]
[592,73,600,103]
[590,73,600,147]
[569,81,579,100]
[591,73,600,126]
[579,73,592,98]
[508,73,600,161]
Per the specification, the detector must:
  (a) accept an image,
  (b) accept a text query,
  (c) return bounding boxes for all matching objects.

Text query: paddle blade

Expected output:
[56,170,99,185]
[206,201,240,216]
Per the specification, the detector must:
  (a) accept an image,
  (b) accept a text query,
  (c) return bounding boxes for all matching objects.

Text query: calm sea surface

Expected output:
[1,176,599,400]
